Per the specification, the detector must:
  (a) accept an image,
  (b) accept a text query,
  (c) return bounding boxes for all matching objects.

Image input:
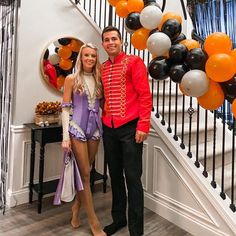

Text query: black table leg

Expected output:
[38,145,45,214]
[29,130,35,204]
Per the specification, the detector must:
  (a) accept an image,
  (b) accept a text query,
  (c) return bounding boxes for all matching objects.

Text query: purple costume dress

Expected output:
[54,79,102,205]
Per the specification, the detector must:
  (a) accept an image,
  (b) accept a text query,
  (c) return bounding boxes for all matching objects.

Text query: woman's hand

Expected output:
[61,140,71,152]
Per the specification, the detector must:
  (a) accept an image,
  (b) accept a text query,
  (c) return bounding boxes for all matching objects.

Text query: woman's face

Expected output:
[81,47,97,72]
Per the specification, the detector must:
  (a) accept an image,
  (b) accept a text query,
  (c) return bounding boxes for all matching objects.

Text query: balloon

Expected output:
[125,12,142,30]
[144,0,160,8]
[127,0,144,13]
[159,12,182,30]
[220,76,236,103]
[58,38,71,46]
[204,32,232,56]
[179,83,188,96]
[149,28,159,36]
[172,33,186,45]
[148,56,170,80]
[180,39,201,50]
[180,70,210,97]
[115,0,129,18]
[48,53,60,65]
[197,79,224,110]
[108,0,120,6]
[232,99,236,118]
[169,43,188,64]
[59,59,73,70]
[131,27,150,50]
[185,48,208,70]
[125,24,135,34]
[68,39,83,52]
[205,53,235,82]
[146,32,171,57]
[140,5,163,30]
[58,46,72,59]
[230,49,236,64]
[169,64,188,83]
[161,19,182,41]
[57,75,65,90]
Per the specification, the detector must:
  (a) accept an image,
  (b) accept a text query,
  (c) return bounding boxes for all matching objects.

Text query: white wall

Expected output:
[13,0,107,125]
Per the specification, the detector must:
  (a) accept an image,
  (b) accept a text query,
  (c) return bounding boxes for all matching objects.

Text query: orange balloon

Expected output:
[68,39,83,52]
[108,0,120,6]
[115,0,129,18]
[57,75,65,89]
[131,27,150,50]
[58,46,72,59]
[127,0,144,13]
[197,79,224,110]
[180,39,201,50]
[232,99,236,119]
[204,32,232,56]
[205,53,235,82]
[59,59,73,70]
[230,49,236,64]
[158,12,182,30]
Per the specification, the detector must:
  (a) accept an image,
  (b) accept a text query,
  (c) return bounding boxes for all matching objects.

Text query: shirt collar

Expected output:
[108,51,126,64]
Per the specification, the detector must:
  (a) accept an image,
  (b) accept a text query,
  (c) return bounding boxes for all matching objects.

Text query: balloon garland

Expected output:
[107,0,236,118]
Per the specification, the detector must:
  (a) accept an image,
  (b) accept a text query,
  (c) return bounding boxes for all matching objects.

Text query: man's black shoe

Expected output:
[103,221,127,236]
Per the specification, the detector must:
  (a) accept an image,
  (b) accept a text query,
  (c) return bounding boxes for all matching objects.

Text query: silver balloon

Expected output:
[180,70,210,97]
[147,32,171,56]
[140,5,163,30]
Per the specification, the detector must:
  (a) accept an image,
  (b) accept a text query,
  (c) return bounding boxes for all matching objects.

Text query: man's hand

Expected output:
[135,130,148,143]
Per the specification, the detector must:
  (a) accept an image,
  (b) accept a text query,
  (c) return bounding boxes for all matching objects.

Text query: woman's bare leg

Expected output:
[71,138,105,236]
[71,195,81,228]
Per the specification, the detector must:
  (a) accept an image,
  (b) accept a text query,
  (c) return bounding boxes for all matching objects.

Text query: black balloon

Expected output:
[169,44,188,64]
[220,76,236,103]
[58,38,71,46]
[161,19,182,41]
[172,33,186,45]
[125,12,142,30]
[169,64,188,83]
[149,28,159,36]
[148,56,170,80]
[185,48,208,70]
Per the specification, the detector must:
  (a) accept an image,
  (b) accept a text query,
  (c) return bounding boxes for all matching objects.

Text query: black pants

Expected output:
[103,119,144,236]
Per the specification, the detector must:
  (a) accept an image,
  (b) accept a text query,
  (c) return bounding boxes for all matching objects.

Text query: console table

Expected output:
[25,123,107,214]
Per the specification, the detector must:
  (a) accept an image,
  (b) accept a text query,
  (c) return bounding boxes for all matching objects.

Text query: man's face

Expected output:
[102,31,122,57]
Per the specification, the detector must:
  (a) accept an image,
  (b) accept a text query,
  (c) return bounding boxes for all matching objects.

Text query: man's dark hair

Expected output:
[102,26,121,41]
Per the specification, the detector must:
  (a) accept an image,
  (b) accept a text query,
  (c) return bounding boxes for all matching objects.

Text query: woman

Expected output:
[61,43,106,236]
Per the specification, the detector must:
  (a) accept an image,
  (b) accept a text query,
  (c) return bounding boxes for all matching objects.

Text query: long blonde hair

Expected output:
[72,43,103,98]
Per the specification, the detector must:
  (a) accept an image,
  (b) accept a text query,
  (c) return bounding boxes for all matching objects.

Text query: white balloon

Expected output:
[124,23,135,34]
[180,70,210,97]
[147,32,171,56]
[48,53,60,65]
[140,5,163,30]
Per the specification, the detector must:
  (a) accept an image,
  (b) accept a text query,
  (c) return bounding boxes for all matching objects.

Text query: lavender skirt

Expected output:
[53,151,83,205]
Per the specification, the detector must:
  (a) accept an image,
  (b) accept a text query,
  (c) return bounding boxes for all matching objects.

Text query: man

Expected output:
[101,26,152,236]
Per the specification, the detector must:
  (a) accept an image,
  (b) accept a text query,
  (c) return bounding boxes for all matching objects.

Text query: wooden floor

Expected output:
[0,185,192,236]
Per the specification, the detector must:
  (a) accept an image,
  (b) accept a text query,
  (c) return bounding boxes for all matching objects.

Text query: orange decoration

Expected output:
[158,12,182,30]
[115,0,129,18]
[59,59,73,70]
[131,27,150,50]
[197,79,224,110]
[205,53,235,82]
[57,75,65,90]
[58,46,72,59]
[108,0,120,6]
[232,99,236,119]
[230,49,236,64]
[204,32,232,56]
[127,0,144,13]
[68,39,83,52]
[180,39,201,50]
